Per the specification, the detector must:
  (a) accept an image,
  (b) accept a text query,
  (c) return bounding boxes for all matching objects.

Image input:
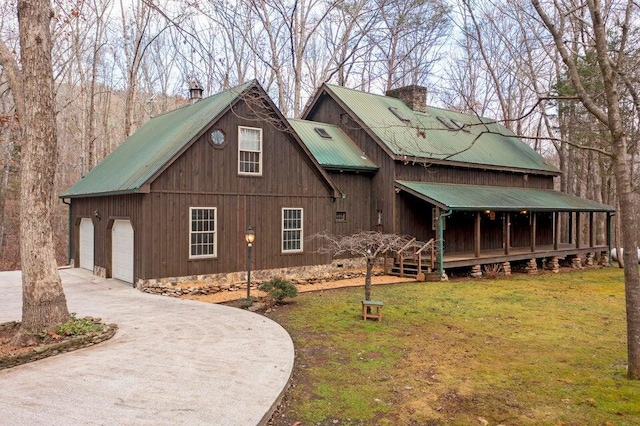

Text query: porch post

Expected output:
[568,212,573,244]
[530,212,537,253]
[504,212,511,255]
[576,212,581,249]
[589,211,594,248]
[553,211,560,250]
[474,211,481,258]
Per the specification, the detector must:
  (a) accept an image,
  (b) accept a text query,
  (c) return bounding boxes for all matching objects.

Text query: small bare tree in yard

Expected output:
[313,231,417,301]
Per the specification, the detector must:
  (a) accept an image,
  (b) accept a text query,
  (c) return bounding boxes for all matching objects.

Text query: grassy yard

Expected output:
[265,268,640,426]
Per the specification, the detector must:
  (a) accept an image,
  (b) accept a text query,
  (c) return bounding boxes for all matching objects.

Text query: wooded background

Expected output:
[1,0,638,270]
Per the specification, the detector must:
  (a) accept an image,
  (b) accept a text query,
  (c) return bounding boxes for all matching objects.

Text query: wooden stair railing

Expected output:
[397,238,416,277]
[415,238,435,272]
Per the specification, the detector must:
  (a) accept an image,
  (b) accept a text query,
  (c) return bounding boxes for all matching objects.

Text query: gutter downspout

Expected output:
[438,209,453,280]
[62,198,72,265]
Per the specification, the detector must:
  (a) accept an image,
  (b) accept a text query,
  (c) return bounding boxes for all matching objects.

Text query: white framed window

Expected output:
[282,208,303,253]
[189,207,217,259]
[238,126,262,175]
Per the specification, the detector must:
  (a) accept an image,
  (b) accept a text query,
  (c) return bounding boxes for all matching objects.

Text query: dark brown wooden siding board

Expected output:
[480,214,504,250]
[395,163,554,189]
[151,101,331,198]
[132,192,331,278]
[535,212,553,246]
[140,195,152,279]
[70,202,78,266]
[443,212,475,253]
[396,193,436,241]
[510,212,532,248]
[329,172,373,235]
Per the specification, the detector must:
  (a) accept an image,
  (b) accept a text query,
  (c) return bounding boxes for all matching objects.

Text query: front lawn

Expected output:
[266,268,640,425]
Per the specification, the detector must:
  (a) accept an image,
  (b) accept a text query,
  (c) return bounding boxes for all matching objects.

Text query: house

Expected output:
[61,81,614,286]
[302,83,615,277]
[61,81,341,285]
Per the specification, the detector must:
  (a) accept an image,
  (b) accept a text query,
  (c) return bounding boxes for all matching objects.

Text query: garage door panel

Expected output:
[79,218,94,271]
[112,220,134,283]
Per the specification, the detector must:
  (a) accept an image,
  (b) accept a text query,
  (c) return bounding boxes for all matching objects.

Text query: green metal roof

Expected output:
[324,84,559,174]
[61,81,254,198]
[288,119,378,171]
[396,181,615,212]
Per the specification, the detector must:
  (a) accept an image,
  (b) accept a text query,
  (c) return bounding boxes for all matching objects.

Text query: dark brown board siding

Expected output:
[151,100,331,198]
[149,193,333,278]
[395,163,554,189]
[330,172,373,235]
[396,192,436,241]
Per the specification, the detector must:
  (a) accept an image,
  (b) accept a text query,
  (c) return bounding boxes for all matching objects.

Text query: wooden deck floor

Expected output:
[442,244,608,269]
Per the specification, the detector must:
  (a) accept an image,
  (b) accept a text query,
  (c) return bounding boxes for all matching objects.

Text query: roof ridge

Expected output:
[151,81,254,119]
[326,83,496,123]
[325,83,397,102]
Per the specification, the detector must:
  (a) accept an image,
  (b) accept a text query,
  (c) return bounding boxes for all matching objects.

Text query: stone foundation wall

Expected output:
[94,266,106,278]
[137,258,379,297]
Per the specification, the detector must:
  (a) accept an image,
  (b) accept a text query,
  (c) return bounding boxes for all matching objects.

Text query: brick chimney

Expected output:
[189,80,203,104]
[385,85,427,113]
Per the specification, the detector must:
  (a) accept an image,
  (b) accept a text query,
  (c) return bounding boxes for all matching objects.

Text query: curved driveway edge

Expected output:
[0,269,294,425]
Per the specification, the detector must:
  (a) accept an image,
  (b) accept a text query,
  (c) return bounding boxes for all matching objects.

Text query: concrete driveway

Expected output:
[0,268,294,425]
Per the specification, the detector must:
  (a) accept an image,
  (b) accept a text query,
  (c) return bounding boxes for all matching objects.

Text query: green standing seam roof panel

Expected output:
[325,84,559,174]
[288,119,378,171]
[61,81,254,198]
[396,181,615,212]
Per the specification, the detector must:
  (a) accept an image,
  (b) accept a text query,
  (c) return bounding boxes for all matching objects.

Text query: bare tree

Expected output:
[313,231,423,301]
[0,0,70,341]
[532,0,640,379]
[369,0,451,92]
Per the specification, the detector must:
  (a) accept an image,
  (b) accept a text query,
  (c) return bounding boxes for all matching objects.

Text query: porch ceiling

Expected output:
[395,181,615,212]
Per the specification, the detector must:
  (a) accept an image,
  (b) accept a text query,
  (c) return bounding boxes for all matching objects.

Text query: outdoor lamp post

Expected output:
[245,226,255,301]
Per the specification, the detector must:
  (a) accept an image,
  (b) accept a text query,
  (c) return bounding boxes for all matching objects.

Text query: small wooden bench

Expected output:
[361,300,384,321]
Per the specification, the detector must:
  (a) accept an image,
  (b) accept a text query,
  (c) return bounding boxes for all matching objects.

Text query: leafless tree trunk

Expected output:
[14,0,69,338]
[533,0,640,379]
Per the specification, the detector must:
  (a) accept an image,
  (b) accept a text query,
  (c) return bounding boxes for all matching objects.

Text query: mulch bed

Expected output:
[0,320,117,370]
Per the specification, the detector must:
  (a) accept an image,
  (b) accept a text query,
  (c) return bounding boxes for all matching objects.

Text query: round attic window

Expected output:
[209,129,226,148]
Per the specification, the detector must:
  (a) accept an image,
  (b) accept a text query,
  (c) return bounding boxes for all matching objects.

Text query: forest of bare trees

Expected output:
[1,0,638,270]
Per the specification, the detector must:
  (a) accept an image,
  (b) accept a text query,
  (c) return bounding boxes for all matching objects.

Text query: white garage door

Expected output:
[79,218,94,272]
[112,220,134,283]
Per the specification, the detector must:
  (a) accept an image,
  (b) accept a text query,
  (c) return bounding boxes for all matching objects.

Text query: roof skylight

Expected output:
[388,106,411,122]
[314,127,332,139]
[436,116,456,130]
[450,118,470,132]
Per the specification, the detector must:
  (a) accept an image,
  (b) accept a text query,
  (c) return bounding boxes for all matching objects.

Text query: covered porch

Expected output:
[394,181,616,278]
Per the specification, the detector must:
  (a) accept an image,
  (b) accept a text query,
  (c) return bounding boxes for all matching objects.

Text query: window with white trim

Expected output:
[282,208,303,253]
[238,126,262,175]
[189,207,217,258]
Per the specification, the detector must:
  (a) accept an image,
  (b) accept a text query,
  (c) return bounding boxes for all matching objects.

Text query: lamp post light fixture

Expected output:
[245,226,255,302]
